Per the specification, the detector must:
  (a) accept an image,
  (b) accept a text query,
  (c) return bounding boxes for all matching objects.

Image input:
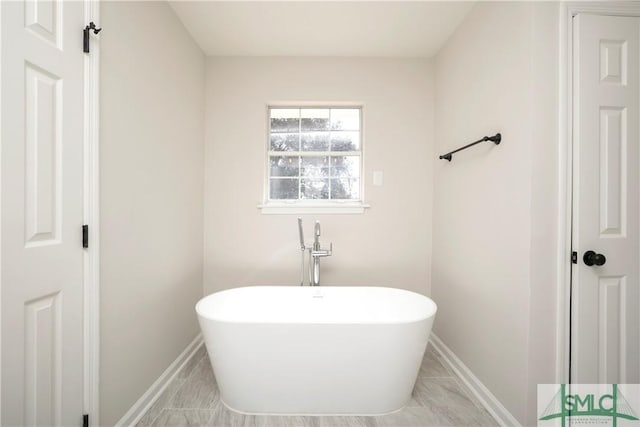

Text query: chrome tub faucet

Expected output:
[298,218,332,286]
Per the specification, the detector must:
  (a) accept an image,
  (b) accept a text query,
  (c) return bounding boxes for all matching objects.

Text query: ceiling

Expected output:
[169,1,475,58]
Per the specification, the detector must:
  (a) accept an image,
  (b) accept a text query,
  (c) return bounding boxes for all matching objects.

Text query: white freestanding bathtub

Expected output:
[195,286,437,415]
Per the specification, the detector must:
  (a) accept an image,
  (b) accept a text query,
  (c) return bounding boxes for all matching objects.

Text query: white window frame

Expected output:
[259,104,370,214]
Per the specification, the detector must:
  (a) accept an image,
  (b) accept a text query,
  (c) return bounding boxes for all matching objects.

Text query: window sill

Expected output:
[257,202,370,215]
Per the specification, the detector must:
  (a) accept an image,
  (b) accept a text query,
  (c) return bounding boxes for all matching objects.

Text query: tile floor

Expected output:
[136,345,498,427]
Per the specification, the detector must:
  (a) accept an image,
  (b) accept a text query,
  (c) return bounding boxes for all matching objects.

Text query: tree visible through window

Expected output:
[268,107,362,201]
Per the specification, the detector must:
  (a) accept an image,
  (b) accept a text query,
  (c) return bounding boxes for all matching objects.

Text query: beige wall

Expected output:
[204,57,434,296]
[432,2,560,424]
[97,3,563,424]
[99,2,205,425]
[527,2,561,424]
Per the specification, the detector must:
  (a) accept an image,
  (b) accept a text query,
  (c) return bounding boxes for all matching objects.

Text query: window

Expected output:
[266,107,363,210]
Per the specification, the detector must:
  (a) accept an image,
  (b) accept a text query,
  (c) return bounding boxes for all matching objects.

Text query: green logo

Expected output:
[539,384,639,427]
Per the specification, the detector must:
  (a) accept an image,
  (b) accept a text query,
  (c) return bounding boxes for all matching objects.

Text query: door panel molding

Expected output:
[24,291,62,426]
[597,275,626,383]
[24,61,62,248]
[599,106,627,238]
[24,0,63,50]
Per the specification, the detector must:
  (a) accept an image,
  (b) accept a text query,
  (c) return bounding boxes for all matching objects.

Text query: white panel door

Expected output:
[572,14,640,384]
[1,0,85,425]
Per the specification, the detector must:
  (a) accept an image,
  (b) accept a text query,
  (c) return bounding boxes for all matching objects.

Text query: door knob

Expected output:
[583,250,606,266]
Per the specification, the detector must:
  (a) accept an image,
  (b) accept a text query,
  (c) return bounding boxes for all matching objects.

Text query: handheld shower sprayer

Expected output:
[298,218,305,285]
[298,217,306,251]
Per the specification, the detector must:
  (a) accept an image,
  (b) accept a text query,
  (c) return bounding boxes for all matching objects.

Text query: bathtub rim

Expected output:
[196,285,437,326]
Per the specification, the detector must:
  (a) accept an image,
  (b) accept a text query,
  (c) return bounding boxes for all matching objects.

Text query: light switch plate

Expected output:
[373,171,383,186]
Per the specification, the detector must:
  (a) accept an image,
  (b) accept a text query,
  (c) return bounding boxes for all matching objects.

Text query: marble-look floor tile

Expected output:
[452,377,487,409]
[252,414,316,427]
[255,415,315,427]
[429,346,449,364]
[137,347,208,425]
[209,403,323,427]
[150,409,213,427]
[206,404,247,427]
[372,406,496,427]
[418,350,452,378]
[311,415,375,427]
[371,407,440,427]
[168,357,219,409]
[424,348,487,410]
[427,406,499,427]
[176,345,207,381]
[137,379,186,426]
[410,378,478,411]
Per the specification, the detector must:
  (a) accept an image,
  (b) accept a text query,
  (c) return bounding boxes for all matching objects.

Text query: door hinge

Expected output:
[82,225,89,249]
[83,414,89,427]
[572,251,577,264]
[83,22,102,53]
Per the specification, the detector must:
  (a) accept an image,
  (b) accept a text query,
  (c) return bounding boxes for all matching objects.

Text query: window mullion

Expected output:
[298,108,302,200]
[268,151,361,157]
[328,108,332,200]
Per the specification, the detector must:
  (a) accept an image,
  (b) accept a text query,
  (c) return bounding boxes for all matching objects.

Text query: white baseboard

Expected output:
[115,334,204,427]
[429,333,521,427]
